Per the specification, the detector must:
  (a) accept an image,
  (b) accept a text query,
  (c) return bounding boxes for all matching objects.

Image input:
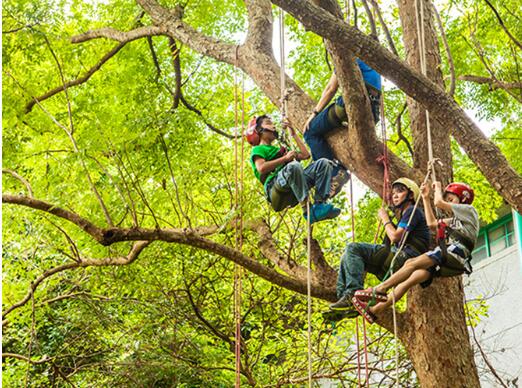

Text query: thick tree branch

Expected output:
[136,0,237,64]
[245,0,273,53]
[272,0,522,213]
[3,194,338,302]
[3,194,104,241]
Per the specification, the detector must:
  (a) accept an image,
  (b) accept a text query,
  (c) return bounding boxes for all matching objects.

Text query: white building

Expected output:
[465,207,522,387]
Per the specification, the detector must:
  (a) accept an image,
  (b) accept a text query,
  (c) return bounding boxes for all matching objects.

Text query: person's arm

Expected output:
[254,152,296,175]
[303,73,339,131]
[432,181,454,215]
[420,182,437,230]
[283,119,310,160]
[378,207,406,243]
[313,73,339,113]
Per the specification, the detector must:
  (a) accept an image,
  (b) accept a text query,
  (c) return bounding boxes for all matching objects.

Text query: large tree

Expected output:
[3,0,521,385]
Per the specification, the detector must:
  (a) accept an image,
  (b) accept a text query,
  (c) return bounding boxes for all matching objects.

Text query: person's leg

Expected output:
[370,269,431,315]
[374,253,434,294]
[303,158,333,203]
[273,161,308,203]
[275,161,339,223]
[304,104,345,177]
[333,243,382,308]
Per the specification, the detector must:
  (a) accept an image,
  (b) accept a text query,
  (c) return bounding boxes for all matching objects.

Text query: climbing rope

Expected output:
[348,175,371,388]
[349,177,363,387]
[233,48,245,388]
[279,9,289,121]
[306,199,313,388]
[278,9,312,386]
[415,0,437,182]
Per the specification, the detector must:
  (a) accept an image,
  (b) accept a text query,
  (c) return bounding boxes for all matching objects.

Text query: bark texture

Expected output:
[393,0,479,386]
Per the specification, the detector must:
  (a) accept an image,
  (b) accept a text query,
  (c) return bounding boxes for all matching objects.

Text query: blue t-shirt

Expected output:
[397,205,430,256]
[356,59,381,91]
[335,59,382,106]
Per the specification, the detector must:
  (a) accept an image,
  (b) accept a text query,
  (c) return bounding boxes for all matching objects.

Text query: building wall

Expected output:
[465,211,522,387]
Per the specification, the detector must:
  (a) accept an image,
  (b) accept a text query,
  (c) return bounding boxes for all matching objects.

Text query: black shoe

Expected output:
[329,294,354,311]
[329,169,350,198]
[322,308,359,323]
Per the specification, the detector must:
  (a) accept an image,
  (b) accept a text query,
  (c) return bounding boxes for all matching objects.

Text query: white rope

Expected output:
[279,10,287,119]
[306,199,313,387]
[281,8,312,386]
[415,0,437,182]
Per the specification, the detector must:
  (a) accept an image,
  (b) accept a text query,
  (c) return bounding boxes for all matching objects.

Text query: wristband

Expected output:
[383,221,392,227]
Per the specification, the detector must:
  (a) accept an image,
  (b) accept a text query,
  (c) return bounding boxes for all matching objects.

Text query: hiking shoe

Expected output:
[329,294,354,311]
[329,169,350,198]
[304,203,341,224]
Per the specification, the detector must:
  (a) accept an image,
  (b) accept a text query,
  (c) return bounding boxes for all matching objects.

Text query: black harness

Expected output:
[436,221,475,276]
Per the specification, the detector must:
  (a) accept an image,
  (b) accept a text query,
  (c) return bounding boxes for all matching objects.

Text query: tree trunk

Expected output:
[397,0,452,178]
[402,277,479,388]
[396,0,479,386]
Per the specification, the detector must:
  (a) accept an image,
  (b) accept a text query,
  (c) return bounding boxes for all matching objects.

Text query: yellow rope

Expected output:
[233,49,244,388]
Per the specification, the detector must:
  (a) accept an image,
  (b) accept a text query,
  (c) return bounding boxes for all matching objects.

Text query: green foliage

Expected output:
[2,0,519,385]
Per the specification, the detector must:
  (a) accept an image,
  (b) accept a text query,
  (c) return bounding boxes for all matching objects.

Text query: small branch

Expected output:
[71,26,166,44]
[463,34,522,103]
[3,22,41,34]
[45,218,82,262]
[180,95,236,139]
[483,0,522,50]
[251,220,306,278]
[147,36,162,81]
[459,75,522,91]
[465,300,509,388]
[394,102,414,158]
[360,0,377,37]
[2,241,150,319]
[2,194,104,242]
[159,134,192,228]
[2,168,33,197]
[25,43,126,113]
[368,0,399,57]
[432,3,456,96]
[2,353,51,364]
[36,291,111,307]
[169,38,182,109]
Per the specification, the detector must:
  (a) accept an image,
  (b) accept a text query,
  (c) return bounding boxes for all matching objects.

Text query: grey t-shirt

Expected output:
[448,204,480,255]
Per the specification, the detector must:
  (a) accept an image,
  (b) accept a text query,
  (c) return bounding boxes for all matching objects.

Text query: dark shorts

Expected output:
[421,244,467,288]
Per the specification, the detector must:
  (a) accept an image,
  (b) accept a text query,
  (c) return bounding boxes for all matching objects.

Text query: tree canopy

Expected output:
[2,0,521,385]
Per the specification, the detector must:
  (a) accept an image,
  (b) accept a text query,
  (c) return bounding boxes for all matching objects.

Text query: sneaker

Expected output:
[329,169,350,198]
[329,294,355,311]
[304,203,341,224]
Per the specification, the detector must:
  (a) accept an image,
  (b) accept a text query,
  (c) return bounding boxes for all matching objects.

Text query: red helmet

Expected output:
[444,182,474,204]
[245,117,260,146]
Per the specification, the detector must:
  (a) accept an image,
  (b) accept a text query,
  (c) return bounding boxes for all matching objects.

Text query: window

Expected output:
[472,214,515,264]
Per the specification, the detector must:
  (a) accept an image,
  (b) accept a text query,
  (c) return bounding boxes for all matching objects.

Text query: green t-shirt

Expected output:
[250,144,286,187]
